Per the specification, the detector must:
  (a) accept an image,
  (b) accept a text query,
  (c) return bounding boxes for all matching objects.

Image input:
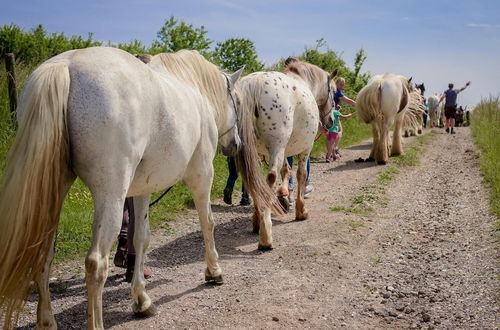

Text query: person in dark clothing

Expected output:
[223,157,251,206]
[114,197,152,282]
[439,81,470,134]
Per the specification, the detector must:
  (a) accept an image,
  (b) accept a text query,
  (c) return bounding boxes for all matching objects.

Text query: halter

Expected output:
[319,80,335,129]
[218,74,239,139]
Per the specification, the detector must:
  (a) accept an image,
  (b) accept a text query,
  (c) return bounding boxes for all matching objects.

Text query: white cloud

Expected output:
[466,23,500,28]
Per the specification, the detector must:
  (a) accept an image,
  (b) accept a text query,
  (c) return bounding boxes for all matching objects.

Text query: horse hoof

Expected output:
[295,212,309,221]
[365,157,375,162]
[133,303,157,318]
[205,269,224,284]
[278,197,290,213]
[36,320,57,330]
[258,244,273,251]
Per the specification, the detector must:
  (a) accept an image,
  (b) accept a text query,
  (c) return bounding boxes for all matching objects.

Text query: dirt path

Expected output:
[17,127,498,329]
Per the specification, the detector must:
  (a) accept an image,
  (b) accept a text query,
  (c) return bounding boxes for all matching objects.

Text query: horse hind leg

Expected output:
[257,149,285,250]
[129,194,157,317]
[391,113,404,157]
[85,195,125,330]
[375,120,390,165]
[294,153,309,220]
[277,160,292,213]
[184,165,223,283]
[34,236,57,330]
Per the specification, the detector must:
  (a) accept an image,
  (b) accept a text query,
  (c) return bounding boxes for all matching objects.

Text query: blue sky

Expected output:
[3,0,499,107]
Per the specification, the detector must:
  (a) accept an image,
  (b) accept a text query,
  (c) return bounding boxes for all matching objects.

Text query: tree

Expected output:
[212,37,263,74]
[155,16,211,54]
[117,39,148,55]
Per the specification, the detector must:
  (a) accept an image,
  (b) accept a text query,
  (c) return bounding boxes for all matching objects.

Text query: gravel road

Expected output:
[16,127,499,329]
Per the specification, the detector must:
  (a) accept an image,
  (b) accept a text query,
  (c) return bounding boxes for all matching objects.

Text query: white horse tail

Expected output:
[0,62,71,328]
[236,80,285,216]
[356,80,383,124]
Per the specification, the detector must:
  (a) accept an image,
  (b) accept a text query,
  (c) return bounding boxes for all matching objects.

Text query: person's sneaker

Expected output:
[304,184,314,198]
[288,194,295,206]
[445,127,449,133]
[239,195,251,206]
[223,188,233,205]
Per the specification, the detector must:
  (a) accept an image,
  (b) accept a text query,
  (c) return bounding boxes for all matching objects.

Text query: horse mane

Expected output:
[283,58,329,89]
[152,50,226,124]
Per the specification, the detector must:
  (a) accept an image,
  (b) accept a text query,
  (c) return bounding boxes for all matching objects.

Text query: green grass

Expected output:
[343,218,365,229]
[329,205,373,217]
[377,166,400,185]
[470,97,500,220]
[352,194,378,204]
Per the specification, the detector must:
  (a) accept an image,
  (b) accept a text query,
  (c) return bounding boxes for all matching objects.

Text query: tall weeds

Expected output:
[470,97,500,219]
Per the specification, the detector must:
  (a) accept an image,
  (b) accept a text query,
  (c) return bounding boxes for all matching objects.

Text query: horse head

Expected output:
[219,67,244,157]
[318,68,339,131]
[415,82,425,96]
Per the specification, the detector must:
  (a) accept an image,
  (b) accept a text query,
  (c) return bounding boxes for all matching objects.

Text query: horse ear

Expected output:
[329,68,339,81]
[408,76,413,84]
[229,66,245,86]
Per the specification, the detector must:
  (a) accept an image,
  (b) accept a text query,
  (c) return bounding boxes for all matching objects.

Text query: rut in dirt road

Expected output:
[16,127,498,329]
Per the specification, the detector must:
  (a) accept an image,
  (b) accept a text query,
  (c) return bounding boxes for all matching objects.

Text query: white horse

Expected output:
[236,57,337,249]
[0,46,276,329]
[356,73,412,164]
[427,94,442,127]
[403,88,425,137]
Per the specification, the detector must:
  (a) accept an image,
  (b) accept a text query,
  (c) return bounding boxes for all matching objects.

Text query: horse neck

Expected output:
[285,71,325,104]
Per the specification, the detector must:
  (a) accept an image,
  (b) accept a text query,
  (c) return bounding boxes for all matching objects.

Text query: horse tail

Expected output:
[0,62,71,328]
[235,77,284,216]
[356,80,383,124]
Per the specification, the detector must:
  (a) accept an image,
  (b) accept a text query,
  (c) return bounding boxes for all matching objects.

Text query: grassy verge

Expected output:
[470,97,500,221]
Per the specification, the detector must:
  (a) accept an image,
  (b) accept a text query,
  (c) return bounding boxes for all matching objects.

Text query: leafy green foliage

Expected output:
[155,16,212,54]
[0,24,101,64]
[212,37,264,74]
[115,39,148,55]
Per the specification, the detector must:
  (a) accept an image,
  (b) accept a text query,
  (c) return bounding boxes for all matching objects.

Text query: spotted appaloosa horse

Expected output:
[236,57,337,249]
[356,73,413,165]
[0,46,278,329]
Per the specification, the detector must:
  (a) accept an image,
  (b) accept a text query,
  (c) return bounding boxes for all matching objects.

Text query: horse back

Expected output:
[239,71,318,157]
